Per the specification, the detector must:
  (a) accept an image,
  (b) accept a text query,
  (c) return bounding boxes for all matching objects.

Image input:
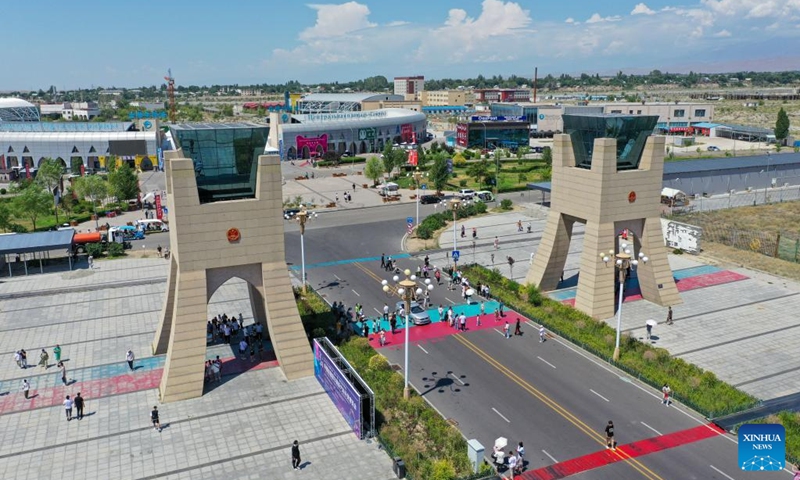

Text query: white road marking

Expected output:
[590,389,610,402]
[537,356,556,369]
[449,373,466,385]
[352,289,360,297]
[640,422,662,436]
[492,407,511,423]
[542,449,558,463]
[709,465,736,480]
[417,344,429,354]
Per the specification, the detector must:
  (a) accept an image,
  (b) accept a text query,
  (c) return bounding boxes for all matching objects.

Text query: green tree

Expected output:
[428,152,450,195]
[775,107,790,142]
[74,175,109,228]
[107,162,140,201]
[364,157,384,186]
[35,157,65,224]
[466,159,490,189]
[11,184,52,231]
[0,203,12,232]
[541,147,552,166]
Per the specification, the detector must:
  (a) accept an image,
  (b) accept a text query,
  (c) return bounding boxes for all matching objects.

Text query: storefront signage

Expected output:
[305,111,388,122]
[296,134,329,154]
[314,339,362,439]
[358,128,376,140]
[470,115,525,122]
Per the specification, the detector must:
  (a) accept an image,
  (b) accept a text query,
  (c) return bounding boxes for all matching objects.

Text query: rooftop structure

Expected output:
[0,98,40,122]
[562,114,659,170]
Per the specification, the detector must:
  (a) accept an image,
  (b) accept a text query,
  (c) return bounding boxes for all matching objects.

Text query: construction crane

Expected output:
[164,68,176,123]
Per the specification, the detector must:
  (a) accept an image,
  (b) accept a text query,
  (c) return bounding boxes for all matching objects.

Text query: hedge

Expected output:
[461,265,758,418]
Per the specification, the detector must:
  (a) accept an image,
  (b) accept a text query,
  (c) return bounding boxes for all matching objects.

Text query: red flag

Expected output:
[155,194,163,220]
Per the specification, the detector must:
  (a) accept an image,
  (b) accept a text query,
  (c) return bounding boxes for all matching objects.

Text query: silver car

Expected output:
[395,301,431,326]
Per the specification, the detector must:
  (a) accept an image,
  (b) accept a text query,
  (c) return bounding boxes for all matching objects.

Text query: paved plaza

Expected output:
[434,204,800,402]
[0,258,395,480]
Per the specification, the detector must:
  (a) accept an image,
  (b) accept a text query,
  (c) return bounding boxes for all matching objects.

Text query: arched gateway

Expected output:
[152,124,313,402]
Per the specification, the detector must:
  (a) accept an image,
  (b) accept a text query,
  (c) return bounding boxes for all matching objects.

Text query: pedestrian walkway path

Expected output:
[0,349,278,416]
[549,265,748,305]
[517,422,725,480]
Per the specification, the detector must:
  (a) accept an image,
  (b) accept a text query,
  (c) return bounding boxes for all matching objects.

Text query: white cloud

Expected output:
[713,29,732,36]
[586,13,622,23]
[299,2,376,41]
[631,3,656,15]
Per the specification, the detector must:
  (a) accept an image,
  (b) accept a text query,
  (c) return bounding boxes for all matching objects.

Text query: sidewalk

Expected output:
[434,202,800,402]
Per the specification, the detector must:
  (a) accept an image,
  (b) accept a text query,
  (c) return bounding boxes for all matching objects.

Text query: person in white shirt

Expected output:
[63,395,74,421]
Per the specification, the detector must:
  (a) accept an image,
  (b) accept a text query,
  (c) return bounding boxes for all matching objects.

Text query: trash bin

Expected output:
[393,457,406,479]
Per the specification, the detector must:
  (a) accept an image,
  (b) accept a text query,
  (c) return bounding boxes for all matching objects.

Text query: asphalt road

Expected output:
[282,210,788,480]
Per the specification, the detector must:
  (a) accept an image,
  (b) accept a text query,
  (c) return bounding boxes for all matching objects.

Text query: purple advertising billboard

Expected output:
[313,339,362,439]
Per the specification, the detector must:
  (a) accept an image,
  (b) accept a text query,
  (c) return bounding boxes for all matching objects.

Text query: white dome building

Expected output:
[0,98,40,122]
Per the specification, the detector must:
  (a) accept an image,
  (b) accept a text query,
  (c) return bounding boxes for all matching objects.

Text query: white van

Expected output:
[136,219,169,232]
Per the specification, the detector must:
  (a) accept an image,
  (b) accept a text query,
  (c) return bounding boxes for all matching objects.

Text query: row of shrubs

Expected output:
[293,289,490,480]
[315,156,367,167]
[416,201,488,240]
[460,265,759,418]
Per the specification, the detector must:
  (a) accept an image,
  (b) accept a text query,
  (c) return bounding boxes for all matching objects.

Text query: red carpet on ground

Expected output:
[517,423,725,479]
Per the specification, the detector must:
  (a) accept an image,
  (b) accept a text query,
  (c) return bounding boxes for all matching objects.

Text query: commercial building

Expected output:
[455,116,529,150]
[0,99,162,173]
[393,76,425,99]
[39,101,100,120]
[474,88,531,103]
[270,108,426,159]
[421,90,475,107]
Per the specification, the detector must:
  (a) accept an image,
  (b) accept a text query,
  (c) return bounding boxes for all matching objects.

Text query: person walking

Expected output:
[64,395,74,421]
[74,392,85,420]
[605,421,616,450]
[126,350,135,371]
[666,306,673,325]
[504,321,510,339]
[151,406,162,432]
[38,349,49,369]
[291,440,302,470]
[539,325,546,343]
[21,379,30,399]
[662,384,672,406]
[53,344,62,362]
[58,361,67,386]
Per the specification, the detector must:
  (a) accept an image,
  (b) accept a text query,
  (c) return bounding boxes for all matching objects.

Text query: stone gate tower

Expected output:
[526,114,681,319]
[152,123,313,402]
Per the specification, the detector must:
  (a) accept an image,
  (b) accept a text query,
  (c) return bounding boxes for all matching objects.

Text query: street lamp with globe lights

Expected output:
[295,207,317,293]
[382,269,434,399]
[601,243,647,361]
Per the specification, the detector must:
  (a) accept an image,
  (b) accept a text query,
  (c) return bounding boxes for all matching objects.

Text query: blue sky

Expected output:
[3,0,799,90]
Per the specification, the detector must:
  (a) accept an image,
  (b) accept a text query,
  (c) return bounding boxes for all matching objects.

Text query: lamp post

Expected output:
[449,198,461,270]
[295,207,317,293]
[382,269,434,399]
[601,243,648,361]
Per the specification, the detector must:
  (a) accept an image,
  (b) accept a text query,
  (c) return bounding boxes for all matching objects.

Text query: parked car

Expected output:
[284,208,301,220]
[420,194,441,205]
[395,301,431,326]
[707,145,720,151]
[458,189,475,200]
